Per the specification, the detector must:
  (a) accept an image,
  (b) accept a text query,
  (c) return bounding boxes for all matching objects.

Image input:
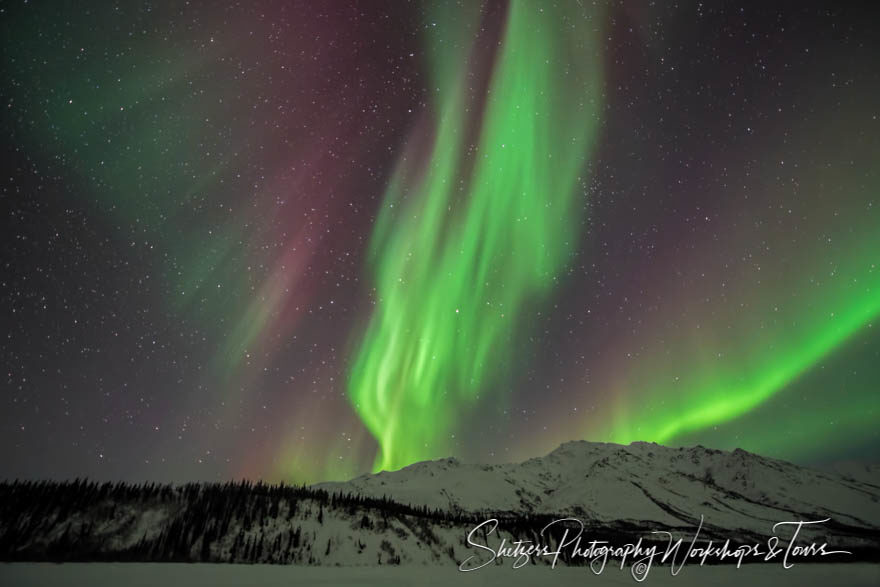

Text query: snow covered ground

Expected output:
[1,563,878,586]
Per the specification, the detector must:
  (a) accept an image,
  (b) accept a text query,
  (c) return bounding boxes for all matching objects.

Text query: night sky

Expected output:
[2,1,878,484]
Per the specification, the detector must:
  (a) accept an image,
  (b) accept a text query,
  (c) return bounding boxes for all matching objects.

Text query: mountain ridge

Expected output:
[1,440,877,565]
[316,440,880,537]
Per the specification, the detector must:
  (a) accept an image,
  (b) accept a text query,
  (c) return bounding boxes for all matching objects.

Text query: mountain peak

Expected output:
[317,440,880,537]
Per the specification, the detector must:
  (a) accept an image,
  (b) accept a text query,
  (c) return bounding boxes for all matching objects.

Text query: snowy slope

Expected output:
[3,442,878,566]
[823,461,880,486]
[0,484,484,566]
[318,441,880,539]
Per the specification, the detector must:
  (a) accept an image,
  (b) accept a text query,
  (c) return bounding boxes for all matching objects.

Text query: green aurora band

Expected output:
[604,252,880,448]
[592,159,880,459]
[347,1,604,472]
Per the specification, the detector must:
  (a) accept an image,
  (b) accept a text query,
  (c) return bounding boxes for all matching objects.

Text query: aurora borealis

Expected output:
[349,0,603,471]
[2,1,878,484]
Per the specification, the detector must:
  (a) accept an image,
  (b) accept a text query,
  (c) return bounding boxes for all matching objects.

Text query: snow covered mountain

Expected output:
[2,441,878,566]
[318,441,880,543]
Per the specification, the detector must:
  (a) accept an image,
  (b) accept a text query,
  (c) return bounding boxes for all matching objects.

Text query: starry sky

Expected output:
[2,0,878,484]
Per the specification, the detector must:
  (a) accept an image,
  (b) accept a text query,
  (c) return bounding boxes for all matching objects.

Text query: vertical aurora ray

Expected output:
[348,1,604,472]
